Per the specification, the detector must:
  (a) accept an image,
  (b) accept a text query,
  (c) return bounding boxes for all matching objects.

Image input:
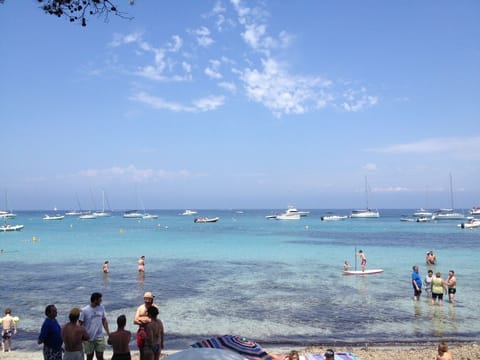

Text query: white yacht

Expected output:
[469,207,480,216]
[181,210,198,216]
[43,214,65,220]
[432,209,465,220]
[275,213,301,220]
[413,208,433,218]
[123,210,143,218]
[350,209,380,218]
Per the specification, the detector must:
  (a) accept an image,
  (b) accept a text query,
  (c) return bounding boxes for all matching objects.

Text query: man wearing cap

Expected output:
[134,292,158,360]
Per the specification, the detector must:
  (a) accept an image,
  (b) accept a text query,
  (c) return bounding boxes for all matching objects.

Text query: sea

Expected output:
[1,209,479,351]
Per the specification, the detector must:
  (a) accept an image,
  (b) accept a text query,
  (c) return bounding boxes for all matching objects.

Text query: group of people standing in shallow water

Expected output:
[11,290,164,360]
[411,251,457,305]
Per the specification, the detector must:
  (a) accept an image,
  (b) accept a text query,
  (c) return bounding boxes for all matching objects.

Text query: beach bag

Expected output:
[136,327,147,349]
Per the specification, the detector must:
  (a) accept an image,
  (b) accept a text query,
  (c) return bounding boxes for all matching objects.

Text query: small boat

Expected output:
[142,213,158,219]
[123,210,143,218]
[469,207,480,215]
[285,206,309,217]
[400,217,416,222]
[181,210,198,216]
[65,210,82,216]
[0,211,16,219]
[416,217,431,223]
[79,213,97,220]
[265,214,277,219]
[458,218,480,229]
[321,214,348,221]
[92,211,112,217]
[43,214,65,220]
[350,209,380,218]
[275,213,301,220]
[194,217,219,223]
[0,220,24,232]
[343,269,384,276]
[432,209,465,220]
[413,208,433,217]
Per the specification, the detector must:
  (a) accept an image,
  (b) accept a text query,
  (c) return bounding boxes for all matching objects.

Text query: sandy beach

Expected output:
[2,343,479,360]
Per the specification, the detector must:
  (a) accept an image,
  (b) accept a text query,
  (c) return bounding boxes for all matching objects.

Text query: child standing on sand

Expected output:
[1,308,17,352]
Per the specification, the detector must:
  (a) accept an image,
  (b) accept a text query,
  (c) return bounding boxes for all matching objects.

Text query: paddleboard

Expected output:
[343,269,384,275]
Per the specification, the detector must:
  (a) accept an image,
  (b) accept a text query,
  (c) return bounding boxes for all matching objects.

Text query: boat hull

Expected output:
[343,269,384,275]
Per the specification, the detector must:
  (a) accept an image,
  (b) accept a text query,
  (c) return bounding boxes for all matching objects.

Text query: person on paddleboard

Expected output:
[358,250,367,271]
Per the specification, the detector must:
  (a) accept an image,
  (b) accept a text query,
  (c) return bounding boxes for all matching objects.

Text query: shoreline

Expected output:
[1,342,479,360]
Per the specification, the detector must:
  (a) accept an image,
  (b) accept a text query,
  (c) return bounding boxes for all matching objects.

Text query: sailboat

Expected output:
[350,176,380,218]
[93,190,112,217]
[432,173,465,220]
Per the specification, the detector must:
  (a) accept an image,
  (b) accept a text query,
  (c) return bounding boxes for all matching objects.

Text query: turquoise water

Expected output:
[1,209,479,351]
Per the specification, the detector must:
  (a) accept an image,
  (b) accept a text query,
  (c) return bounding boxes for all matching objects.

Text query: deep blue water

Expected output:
[1,209,479,351]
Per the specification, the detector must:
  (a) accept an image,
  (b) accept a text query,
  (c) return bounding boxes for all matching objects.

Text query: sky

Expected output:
[1,0,479,210]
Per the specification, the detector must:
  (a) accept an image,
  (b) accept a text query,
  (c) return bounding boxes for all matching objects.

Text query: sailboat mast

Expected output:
[449,173,454,210]
[365,176,369,209]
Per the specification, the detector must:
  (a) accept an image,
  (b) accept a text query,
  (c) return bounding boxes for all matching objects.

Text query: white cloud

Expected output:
[192,26,215,47]
[110,32,143,47]
[363,163,378,171]
[240,58,333,116]
[130,92,225,112]
[75,165,191,183]
[341,87,378,112]
[167,35,183,53]
[218,81,237,93]
[205,59,223,79]
[372,136,480,156]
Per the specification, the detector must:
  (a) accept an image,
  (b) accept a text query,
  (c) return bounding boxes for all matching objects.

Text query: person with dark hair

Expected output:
[411,265,422,301]
[80,292,110,360]
[447,270,457,304]
[62,307,90,360]
[143,306,164,360]
[324,349,335,359]
[38,304,63,360]
[108,315,132,360]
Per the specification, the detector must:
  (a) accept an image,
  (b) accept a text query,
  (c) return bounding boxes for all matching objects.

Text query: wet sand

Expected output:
[2,343,479,360]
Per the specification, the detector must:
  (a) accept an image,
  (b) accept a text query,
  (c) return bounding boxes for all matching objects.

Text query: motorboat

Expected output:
[0,221,24,231]
[350,209,380,218]
[123,210,143,218]
[431,209,465,220]
[181,209,198,216]
[321,214,348,221]
[142,213,158,219]
[416,217,431,223]
[79,213,97,219]
[469,207,480,215]
[194,217,219,223]
[0,211,16,219]
[92,211,112,217]
[413,208,433,218]
[65,210,82,216]
[285,207,309,217]
[458,218,480,229]
[43,214,65,220]
[275,213,301,220]
[400,217,416,222]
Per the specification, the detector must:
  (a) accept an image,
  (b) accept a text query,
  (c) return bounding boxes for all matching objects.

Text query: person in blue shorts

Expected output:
[412,265,422,301]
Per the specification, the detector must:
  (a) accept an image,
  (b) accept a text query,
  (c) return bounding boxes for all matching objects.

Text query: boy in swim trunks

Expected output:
[1,308,17,352]
[358,250,366,271]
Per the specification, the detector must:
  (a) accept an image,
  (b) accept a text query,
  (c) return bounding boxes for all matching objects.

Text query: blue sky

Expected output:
[1,1,479,210]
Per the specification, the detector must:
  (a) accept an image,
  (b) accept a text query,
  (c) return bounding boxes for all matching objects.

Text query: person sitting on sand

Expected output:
[437,342,453,360]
